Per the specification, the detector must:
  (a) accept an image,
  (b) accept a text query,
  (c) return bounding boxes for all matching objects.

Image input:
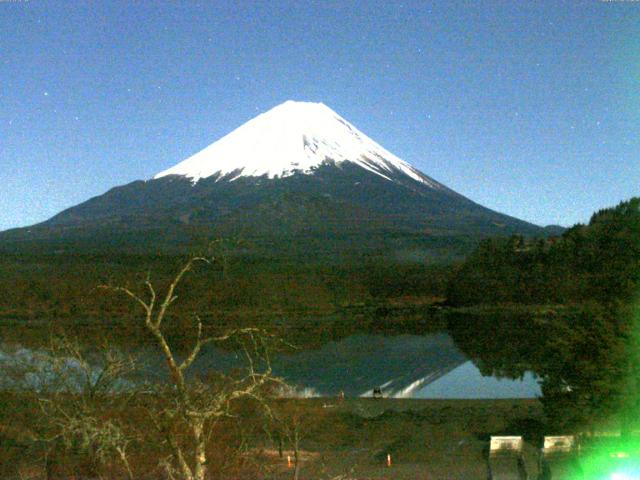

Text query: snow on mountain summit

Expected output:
[154,100,442,188]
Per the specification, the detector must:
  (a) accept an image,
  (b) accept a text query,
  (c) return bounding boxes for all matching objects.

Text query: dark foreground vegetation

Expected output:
[447,197,640,307]
[0,252,450,327]
[3,392,638,480]
[0,198,638,478]
[448,198,640,436]
[1,394,547,480]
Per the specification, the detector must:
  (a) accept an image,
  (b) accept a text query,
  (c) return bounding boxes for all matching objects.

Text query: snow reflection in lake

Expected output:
[0,333,541,399]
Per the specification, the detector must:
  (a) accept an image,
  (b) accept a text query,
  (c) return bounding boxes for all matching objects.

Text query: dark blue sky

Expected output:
[1,0,638,230]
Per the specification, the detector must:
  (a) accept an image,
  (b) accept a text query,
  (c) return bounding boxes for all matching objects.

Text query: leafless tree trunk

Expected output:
[292,422,301,480]
[27,336,138,480]
[266,400,309,480]
[102,255,279,480]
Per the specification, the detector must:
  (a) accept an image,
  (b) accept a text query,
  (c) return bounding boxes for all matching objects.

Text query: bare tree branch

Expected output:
[100,253,279,480]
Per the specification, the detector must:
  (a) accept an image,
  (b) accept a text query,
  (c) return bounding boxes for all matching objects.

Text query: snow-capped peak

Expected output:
[154,100,441,188]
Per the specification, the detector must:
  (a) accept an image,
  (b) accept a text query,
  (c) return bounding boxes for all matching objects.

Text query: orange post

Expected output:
[387,453,392,467]
[287,455,292,468]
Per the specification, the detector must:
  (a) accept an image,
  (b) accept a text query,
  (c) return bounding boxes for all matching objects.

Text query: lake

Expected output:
[190,331,541,399]
[0,332,541,399]
[278,333,539,398]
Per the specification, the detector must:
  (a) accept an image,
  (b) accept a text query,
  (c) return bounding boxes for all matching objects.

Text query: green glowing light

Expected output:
[577,438,640,480]
[610,473,638,480]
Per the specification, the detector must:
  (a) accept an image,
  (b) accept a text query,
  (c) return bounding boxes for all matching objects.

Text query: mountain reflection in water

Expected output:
[192,332,540,399]
[0,332,541,399]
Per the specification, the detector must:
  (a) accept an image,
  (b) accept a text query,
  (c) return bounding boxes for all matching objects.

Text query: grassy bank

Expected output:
[1,395,545,479]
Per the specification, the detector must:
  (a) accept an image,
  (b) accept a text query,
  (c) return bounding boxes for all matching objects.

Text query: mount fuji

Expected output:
[0,101,545,261]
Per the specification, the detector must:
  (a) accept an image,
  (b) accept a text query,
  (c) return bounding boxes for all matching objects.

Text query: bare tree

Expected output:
[2,254,280,479]
[101,255,280,480]
[29,336,138,480]
[266,399,315,480]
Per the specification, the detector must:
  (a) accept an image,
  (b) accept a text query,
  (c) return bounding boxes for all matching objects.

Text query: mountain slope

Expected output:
[0,101,545,261]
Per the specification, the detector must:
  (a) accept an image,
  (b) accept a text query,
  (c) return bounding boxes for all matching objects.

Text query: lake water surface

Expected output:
[1,332,541,399]
[189,332,540,399]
